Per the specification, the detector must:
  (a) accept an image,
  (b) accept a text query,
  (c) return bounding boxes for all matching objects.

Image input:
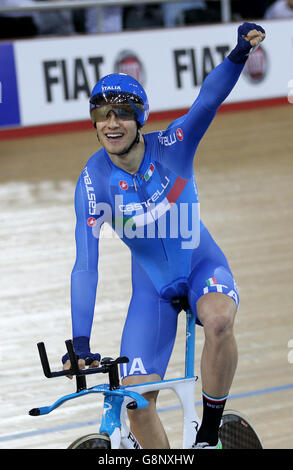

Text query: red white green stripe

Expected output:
[202,390,228,403]
[113,176,188,229]
[144,163,155,181]
[206,277,217,286]
[132,176,188,227]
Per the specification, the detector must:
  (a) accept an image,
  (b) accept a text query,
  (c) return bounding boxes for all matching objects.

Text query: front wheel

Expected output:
[219,410,263,449]
[68,433,111,449]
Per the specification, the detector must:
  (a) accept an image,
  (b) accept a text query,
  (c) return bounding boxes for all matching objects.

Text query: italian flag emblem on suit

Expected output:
[144,163,155,181]
[206,277,217,286]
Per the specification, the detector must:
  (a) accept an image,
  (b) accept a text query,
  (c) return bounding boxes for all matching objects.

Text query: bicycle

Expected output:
[29,299,263,449]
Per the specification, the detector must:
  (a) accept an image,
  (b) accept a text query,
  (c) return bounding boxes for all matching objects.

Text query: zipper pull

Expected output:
[133,176,138,191]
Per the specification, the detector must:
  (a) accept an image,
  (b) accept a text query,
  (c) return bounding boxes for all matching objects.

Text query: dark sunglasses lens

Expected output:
[115,107,135,120]
[92,105,135,122]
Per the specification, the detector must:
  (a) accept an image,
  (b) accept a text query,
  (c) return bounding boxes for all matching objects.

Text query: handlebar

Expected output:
[37,339,129,392]
[29,340,149,418]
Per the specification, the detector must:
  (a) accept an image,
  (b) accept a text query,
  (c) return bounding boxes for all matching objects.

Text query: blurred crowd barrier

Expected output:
[0,0,281,39]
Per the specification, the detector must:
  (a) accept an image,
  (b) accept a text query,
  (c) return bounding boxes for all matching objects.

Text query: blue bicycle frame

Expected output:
[30,308,200,449]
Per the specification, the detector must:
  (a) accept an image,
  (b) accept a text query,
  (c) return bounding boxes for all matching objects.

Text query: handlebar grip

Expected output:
[37,342,52,378]
[37,341,130,384]
[65,340,80,374]
[37,342,74,378]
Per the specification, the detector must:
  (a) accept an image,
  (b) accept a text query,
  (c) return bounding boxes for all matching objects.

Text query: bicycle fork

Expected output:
[100,394,143,449]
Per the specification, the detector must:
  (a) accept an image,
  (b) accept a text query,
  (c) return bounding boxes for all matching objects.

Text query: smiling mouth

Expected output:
[105,133,124,140]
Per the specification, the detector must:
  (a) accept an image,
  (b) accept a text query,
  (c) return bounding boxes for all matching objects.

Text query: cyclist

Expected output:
[62,23,265,449]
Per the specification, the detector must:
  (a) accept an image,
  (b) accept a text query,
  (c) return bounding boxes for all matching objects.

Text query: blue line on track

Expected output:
[1,382,293,443]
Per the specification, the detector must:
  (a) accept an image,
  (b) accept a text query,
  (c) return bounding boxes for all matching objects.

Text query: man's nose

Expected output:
[107,111,120,126]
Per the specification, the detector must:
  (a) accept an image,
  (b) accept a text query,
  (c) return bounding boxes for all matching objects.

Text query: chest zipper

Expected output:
[132,175,138,192]
[133,173,168,262]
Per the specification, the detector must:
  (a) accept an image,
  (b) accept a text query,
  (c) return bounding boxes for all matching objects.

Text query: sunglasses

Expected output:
[91,104,136,123]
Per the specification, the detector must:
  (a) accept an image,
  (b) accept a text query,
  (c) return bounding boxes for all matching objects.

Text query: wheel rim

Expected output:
[68,433,111,449]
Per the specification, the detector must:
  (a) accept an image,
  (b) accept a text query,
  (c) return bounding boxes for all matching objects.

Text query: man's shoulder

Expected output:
[75,149,112,198]
[80,148,111,177]
[144,130,163,139]
[143,130,163,151]
[87,148,107,168]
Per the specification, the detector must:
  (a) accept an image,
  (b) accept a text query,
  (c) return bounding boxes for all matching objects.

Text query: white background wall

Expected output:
[8,19,293,126]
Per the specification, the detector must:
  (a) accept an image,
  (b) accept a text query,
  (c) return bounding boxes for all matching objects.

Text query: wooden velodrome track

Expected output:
[0,103,293,449]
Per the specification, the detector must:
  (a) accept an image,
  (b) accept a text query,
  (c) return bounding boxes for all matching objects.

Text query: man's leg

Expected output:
[197,292,238,398]
[122,374,170,449]
[187,224,240,447]
[195,292,238,445]
[119,258,179,449]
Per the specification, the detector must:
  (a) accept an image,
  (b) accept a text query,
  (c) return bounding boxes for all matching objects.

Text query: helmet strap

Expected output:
[116,127,140,156]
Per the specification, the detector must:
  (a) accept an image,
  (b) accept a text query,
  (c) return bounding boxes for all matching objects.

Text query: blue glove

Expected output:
[62,336,101,365]
[228,22,266,64]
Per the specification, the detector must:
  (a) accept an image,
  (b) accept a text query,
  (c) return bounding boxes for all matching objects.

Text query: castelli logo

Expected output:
[176,128,184,141]
[243,46,268,84]
[87,217,97,227]
[119,180,128,190]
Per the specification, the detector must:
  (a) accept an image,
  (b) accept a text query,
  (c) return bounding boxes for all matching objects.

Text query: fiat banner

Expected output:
[0,19,292,129]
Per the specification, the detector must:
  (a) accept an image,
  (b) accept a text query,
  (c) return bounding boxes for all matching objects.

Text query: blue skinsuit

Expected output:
[71,57,242,379]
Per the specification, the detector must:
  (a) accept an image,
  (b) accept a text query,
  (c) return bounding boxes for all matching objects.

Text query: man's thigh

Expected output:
[119,287,179,381]
[188,260,239,325]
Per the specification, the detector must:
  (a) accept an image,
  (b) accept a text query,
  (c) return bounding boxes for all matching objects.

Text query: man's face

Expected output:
[95,108,138,157]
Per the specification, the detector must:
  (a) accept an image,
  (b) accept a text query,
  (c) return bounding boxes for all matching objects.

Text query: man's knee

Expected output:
[197,293,237,340]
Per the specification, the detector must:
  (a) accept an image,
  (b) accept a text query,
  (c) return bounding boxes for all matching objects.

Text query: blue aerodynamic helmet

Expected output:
[89,73,149,128]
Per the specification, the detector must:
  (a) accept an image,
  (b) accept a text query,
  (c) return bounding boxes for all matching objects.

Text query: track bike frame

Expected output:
[29,307,201,449]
